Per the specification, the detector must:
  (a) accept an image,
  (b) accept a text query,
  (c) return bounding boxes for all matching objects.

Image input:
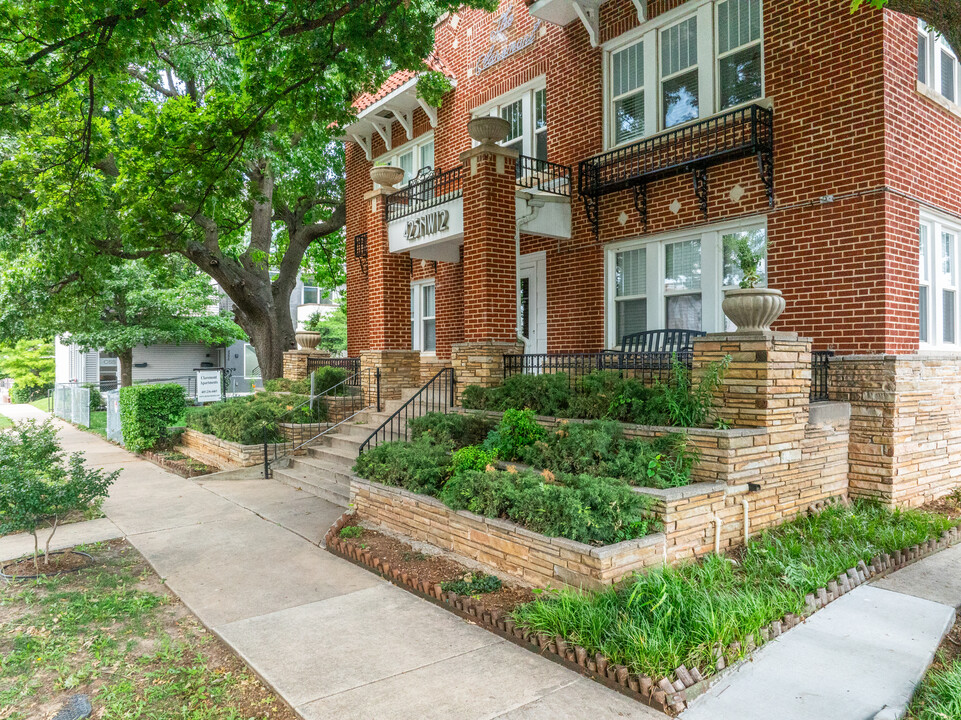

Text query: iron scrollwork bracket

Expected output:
[692,166,709,219]
[632,183,648,233]
[757,148,775,207]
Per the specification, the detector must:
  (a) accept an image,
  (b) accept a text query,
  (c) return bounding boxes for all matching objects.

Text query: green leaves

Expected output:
[118,383,187,452]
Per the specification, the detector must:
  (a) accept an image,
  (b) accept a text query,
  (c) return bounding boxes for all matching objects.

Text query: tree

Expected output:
[304,299,348,354]
[853,0,961,56]
[0,0,492,379]
[0,256,244,387]
[0,420,117,571]
[0,339,55,400]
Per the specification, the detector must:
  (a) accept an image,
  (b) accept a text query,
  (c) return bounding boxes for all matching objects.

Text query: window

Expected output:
[473,82,547,160]
[604,0,764,147]
[302,285,321,304]
[606,220,765,344]
[611,40,646,145]
[716,0,762,110]
[375,133,435,186]
[411,281,436,352]
[918,20,961,104]
[661,17,700,128]
[244,343,261,378]
[919,212,961,348]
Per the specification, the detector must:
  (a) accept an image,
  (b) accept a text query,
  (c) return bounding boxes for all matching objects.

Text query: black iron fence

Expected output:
[262,368,380,478]
[306,356,361,382]
[504,350,693,389]
[384,166,462,222]
[811,350,834,403]
[358,367,455,455]
[516,155,571,196]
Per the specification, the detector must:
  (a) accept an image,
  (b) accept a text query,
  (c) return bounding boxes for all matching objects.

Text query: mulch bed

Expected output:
[337,523,534,616]
[2,550,93,579]
[141,449,219,478]
[920,494,961,520]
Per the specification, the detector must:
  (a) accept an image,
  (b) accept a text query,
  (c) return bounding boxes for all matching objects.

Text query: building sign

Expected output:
[196,369,223,403]
[475,7,541,75]
[405,210,450,241]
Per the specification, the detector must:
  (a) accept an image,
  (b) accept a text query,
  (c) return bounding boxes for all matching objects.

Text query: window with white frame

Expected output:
[605,0,763,148]
[411,281,436,352]
[919,212,961,347]
[377,134,435,186]
[474,82,548,161]
[606,221,766,345]
[918,19,961,104]
[244,343,262,378]
[302,285,321,304]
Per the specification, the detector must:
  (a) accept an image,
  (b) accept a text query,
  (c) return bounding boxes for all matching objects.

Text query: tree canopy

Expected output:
[853,0,961,55]
[0,0,493,378]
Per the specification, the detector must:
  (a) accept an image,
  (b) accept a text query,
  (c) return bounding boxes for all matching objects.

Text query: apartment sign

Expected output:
[404,209,450,241]
[475,7,541,74]
[196,369,223,403]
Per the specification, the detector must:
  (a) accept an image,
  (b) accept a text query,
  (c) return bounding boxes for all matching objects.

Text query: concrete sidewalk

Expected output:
[0,403,655,720]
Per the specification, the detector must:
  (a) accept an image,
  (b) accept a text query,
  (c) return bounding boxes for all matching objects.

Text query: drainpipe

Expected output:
[713,514,723,554]
[742,498,751,544]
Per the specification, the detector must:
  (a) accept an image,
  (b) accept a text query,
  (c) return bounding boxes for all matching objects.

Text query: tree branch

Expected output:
[126,66,179,97]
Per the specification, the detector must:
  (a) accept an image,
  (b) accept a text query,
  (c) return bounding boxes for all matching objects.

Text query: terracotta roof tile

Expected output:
[352,54,453,113]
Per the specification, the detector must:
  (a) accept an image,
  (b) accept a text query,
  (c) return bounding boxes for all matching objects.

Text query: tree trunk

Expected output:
[119,347,133,387]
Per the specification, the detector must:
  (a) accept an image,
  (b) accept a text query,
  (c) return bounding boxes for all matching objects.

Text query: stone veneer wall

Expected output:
[360,349,420,401]
[175,428,327,469]
[282,349,329,381]
[351,477,666,589]
[830,354,961,507]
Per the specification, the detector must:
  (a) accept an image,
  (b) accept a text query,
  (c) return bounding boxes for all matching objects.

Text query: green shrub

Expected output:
[408,412,495,449]
[313,366,348,394]
[441,572,502,595]
[83,383,103,411]
[353,435,452,495]
[461,374,574,416]
[520,420,624,475]
[449,446,496,476]
[187,393,324,445]
[339,525,364,539]
[119,383,187,452]
[0,420,118,570]
[653,357,732,428]
[439,468,658,545]
[262,377,310,394]
[460,384,490,410]
[10,382,51,404]
[483,409,544,460]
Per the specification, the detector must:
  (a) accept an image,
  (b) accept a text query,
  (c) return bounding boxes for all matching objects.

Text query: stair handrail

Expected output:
[262,367,380,478]
[358,367,456,456]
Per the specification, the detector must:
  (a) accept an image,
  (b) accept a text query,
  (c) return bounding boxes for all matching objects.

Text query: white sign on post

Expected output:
[196,370,223,403]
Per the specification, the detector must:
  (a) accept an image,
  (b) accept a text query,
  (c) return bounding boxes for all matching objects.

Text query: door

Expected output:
[517,252,547,355]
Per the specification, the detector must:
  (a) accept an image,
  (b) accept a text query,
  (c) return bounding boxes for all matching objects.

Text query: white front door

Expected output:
[517,252,547,355]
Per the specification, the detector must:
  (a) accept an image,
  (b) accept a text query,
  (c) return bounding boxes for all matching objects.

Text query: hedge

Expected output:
[119,383,187,452]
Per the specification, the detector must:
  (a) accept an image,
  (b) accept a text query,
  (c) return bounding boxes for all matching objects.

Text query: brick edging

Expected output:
[323,508,961,717]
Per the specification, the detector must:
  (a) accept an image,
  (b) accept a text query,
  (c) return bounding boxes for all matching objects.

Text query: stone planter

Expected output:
[722,288,786,333]
[369,165,405,189]
[467,115,510,145]
[295,330,322,350]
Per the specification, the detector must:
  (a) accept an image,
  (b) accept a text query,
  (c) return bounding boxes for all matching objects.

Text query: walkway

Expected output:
[0,403,653,720]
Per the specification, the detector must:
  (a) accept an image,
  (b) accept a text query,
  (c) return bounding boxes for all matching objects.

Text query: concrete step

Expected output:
[320,432,365,453]
[306,444,358,468]
[272,465,350,507]
[287,455,355,483]
[332,421,377,438]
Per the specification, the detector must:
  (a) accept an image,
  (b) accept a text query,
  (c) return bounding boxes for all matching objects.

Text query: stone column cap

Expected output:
[363,186,396,201]
[459,143,519,164]
[697,331,811,343]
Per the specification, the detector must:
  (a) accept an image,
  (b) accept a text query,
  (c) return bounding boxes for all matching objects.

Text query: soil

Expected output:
[141,449,219,478]
[2,549,93,578]
[920,492,961,519]
[339,524,535,616]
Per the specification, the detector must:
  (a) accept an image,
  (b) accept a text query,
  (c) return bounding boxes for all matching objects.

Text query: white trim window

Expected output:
[377,133,435,186]
[244,343,262,378]
[302,285,322,304]
[919,212,961,348]
[606,219,766,345]
[411,280,436,353]
[918,19,961,104]
[473,80,548,160]
[604,0,763,148]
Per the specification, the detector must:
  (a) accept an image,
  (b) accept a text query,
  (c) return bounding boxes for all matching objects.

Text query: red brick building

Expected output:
[339,0,961,392]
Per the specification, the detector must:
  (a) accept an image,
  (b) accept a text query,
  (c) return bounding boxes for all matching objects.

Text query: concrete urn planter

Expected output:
[370,165,405,189]
[467,116,510,145]
[295,331,323,350]
[722,288,786,333]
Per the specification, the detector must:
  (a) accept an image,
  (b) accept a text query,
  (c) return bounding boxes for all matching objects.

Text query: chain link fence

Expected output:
[53,383,91,427]
[105,390,123,444]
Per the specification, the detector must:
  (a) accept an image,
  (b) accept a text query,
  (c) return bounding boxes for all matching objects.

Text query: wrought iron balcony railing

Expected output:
[516,155,572,197]
[385,166,463,222]
[577,103,774,237]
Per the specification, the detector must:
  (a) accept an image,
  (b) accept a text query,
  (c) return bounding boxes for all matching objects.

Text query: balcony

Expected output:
[577,103,775,237]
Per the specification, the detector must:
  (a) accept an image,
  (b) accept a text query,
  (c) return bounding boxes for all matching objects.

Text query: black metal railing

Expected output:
[811,350,834,403]
[516,155,571,197]
[504,350,693,389]
[358,367,456,455]
[262,368,380,478]
[385,166,463,222]
[306,356,361,383]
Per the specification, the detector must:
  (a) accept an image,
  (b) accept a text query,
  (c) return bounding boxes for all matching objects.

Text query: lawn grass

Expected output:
[0,415,12,429]
[0,540,296,720]
[29,396,51,413]
[909,657,961,720]
[513,500,958,680]
[84,410,107,438]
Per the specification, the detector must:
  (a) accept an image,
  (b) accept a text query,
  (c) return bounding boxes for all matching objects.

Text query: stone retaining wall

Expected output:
[175,427,327,469]
[350,477,666,589]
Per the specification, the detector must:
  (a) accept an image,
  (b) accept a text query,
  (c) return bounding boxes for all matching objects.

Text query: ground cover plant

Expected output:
[908,631,961,720]
[262,367,349,396]
[0,421,117,571]
[462,360,730,428]
[187,392,326,445]
[441,572,502,596]
[0,540,297,720]
[512,500,958,680]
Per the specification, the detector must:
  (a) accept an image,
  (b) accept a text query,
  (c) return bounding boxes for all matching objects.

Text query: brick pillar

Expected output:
[693,332,811,437]
[451,142,520,400]
[361,187,419,399]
